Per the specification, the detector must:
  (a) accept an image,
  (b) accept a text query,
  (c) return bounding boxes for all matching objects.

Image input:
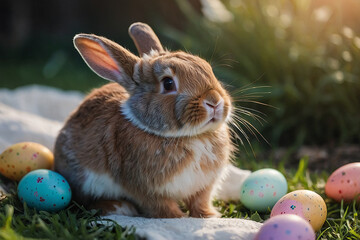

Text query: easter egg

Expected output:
[254,214,315,240]
[0,142,54,181]
[271,190,327,231]
[18,169,72,212]
[325,162,360,202]
[240,168,288,212]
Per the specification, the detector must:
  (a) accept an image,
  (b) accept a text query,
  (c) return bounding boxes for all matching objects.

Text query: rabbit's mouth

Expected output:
[205,115,221,125]
[203,118,216,127]
[205,116,223,126]
[209,118,217,123]
[201,110,226,132]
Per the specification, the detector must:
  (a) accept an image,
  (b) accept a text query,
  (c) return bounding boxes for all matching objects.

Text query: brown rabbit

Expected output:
[54,22,234,218]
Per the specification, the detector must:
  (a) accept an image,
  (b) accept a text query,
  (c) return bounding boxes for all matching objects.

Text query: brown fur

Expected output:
[184,184,220,218]
[129,22,164,56]
[89,200,139,216]
[54,23,234,218]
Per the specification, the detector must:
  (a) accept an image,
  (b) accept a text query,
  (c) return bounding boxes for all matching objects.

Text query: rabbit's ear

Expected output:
[74,34,140,91]
[129,22,164,56]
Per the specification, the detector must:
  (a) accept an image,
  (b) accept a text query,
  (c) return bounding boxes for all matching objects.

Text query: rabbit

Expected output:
[54,22,234,218]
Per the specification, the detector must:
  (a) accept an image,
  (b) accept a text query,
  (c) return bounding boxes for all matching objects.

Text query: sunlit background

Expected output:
[1,0,360,166]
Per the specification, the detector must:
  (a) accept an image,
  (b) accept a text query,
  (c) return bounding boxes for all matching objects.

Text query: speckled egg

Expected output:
[0,142,54,181]
[254,214,315,240]
[325,162,360,203]
[18,169,72,212]
[271,190,327,231]
[240,168,288,212]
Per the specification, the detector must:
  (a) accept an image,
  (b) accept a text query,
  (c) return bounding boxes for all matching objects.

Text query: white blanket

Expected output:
[0,85,261,240]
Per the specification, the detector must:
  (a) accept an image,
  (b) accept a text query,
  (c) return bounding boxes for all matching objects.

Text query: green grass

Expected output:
[219,158,360,239]
[0,186,137,240]
[0,158,359,239]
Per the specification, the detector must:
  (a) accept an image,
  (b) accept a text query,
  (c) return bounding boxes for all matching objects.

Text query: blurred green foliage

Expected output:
[0,36,108,93]
[167,0,360,147]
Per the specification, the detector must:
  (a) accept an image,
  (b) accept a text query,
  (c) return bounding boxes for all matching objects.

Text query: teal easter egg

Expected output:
[18,169,72,212]
[240,168,288,212]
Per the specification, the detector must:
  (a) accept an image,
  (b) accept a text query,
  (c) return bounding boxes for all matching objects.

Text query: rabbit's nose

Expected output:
[203,91,224,120]
[204,100,222,109]
[203,90,223,109]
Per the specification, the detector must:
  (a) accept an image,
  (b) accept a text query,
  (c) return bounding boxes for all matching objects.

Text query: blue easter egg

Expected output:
[18,169,72,211]
[240,168,288,212]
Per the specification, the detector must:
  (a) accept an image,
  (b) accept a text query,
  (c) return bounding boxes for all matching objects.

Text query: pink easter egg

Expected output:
[325,162,360,202]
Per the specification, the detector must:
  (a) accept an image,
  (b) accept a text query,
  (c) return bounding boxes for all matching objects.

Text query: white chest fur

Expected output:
[81,168,129,199]
[154,138,226,199]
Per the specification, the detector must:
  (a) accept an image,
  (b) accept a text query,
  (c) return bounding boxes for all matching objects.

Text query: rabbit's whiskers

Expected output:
[228,84,272,154]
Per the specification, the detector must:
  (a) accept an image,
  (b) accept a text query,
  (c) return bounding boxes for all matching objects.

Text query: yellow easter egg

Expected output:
[271,190,327,231]
[0,142,54,181]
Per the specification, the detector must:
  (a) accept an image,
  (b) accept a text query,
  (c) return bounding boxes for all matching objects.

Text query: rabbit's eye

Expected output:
[162,77,176,93]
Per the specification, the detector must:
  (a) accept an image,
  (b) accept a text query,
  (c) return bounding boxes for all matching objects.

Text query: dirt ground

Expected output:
[268,144,360,171]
